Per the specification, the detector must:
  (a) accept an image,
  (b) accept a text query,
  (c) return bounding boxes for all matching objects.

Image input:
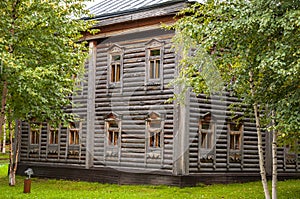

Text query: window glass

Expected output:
[49,128,58,145]
[150,49,160,56]
[230,134,240,150]
[150,132,160,148]
[229,123,242,150]
[31,129,40,144]
[69,122,80,145]
[110,63,121,83]
[149,60,160,79]
[107,119,120,146]
[199,120,214,149]
[112,55,121,61]
[147,114,162,148]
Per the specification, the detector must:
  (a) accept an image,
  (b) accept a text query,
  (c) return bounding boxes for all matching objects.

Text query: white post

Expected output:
[86,40,96,169]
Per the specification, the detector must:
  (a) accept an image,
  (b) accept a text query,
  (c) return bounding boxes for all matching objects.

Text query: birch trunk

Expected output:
[8,172,16,186]
[9,119,15,186]
[0,81,8,143]
[9,119,20,186]
[249,71,270,199]
[2,116,6,153]
[272,111,277,199]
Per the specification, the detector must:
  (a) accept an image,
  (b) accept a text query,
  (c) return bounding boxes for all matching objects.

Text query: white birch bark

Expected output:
[249,71,270,199]
[2,116,6,153]
[9,119,20,186]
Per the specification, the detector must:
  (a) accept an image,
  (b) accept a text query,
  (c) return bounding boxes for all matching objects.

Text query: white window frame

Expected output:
[107,44,124,88]
[30,123,41,145]
[145,39,164,89]
[68,122,81,146]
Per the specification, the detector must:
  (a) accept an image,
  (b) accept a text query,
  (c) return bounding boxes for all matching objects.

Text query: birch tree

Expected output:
[169,0,300,198]
[0,0,96,185]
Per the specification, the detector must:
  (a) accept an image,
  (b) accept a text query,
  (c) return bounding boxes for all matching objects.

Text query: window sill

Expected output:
[145,81,160,86]
[108,83,121,88]
[147,150,161,159]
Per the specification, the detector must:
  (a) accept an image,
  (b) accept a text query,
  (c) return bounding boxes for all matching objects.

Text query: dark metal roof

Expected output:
[87,0,189,20]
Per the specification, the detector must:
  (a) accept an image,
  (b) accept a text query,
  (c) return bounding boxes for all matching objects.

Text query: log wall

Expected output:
[93,29,176,172]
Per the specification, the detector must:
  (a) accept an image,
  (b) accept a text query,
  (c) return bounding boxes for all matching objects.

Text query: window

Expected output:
[145,39,164,87]
[229,123,242,150]
[108,44,123,85]
[198,113,216,166]
[30,127,40,145]
[105,113,121,147]
[284,144,297,165]
[48,127,59,145]
[69,122,80,145]
[146,112,163,149]
[107,120,119,146]
[200,121,214,149]
[110,55,121,83]
[149,49,161,79]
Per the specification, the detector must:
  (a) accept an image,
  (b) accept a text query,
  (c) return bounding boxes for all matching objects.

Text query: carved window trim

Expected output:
[47,124,60,146]
[145,112,165,163]
[199,117,215,150]
[104,113,122,160]
[107,44,124,89]
[227,117,244,164]
[145,39,164,89]
[68,121,81,146]
[198,112,216,167]
[46,124,61,158]
[284,144,297,166]
[105,118,121,147]
[29,123,41,145]
[228,123,243,150]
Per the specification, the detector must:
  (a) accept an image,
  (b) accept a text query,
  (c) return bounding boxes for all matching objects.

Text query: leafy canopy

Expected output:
[170,0,300,142]
[0,0,96,123]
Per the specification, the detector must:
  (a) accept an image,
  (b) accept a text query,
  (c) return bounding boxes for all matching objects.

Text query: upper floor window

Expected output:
[30,124,41,145]
[108,45,123,84]
[146,112,164,149]
[145,39,164,86]
[228,122,243,150]
[110,55,121,83]
[105,113,121,147]
[199,113,214,149]
[149,49,161,79]
[69,122,80,145]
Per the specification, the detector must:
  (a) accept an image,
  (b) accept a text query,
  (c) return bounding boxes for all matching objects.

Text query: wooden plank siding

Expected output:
[189,92,261,173]
[188,92,299,174]
[19,62,89,166]
[93,29,175,172]
[17,0,299,185]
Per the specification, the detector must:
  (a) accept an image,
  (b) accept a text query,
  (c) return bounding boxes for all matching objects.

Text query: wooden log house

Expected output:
[17,0,299,186]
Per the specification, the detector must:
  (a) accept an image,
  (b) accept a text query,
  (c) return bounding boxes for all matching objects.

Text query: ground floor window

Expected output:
[30,124,41,145]
[146,112,163,149]
[68,122,80,145]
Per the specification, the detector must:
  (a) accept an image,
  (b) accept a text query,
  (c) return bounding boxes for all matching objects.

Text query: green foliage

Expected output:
[169,0,300,144]
[0,164,299,198]
[0,153,9,164]
[0,0,96,123]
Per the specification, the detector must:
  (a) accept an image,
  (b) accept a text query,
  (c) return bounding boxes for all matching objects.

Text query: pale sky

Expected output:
[84,0,100,9]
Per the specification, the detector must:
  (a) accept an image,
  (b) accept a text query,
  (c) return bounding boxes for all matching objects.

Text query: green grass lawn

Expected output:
[0,164,299,199]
